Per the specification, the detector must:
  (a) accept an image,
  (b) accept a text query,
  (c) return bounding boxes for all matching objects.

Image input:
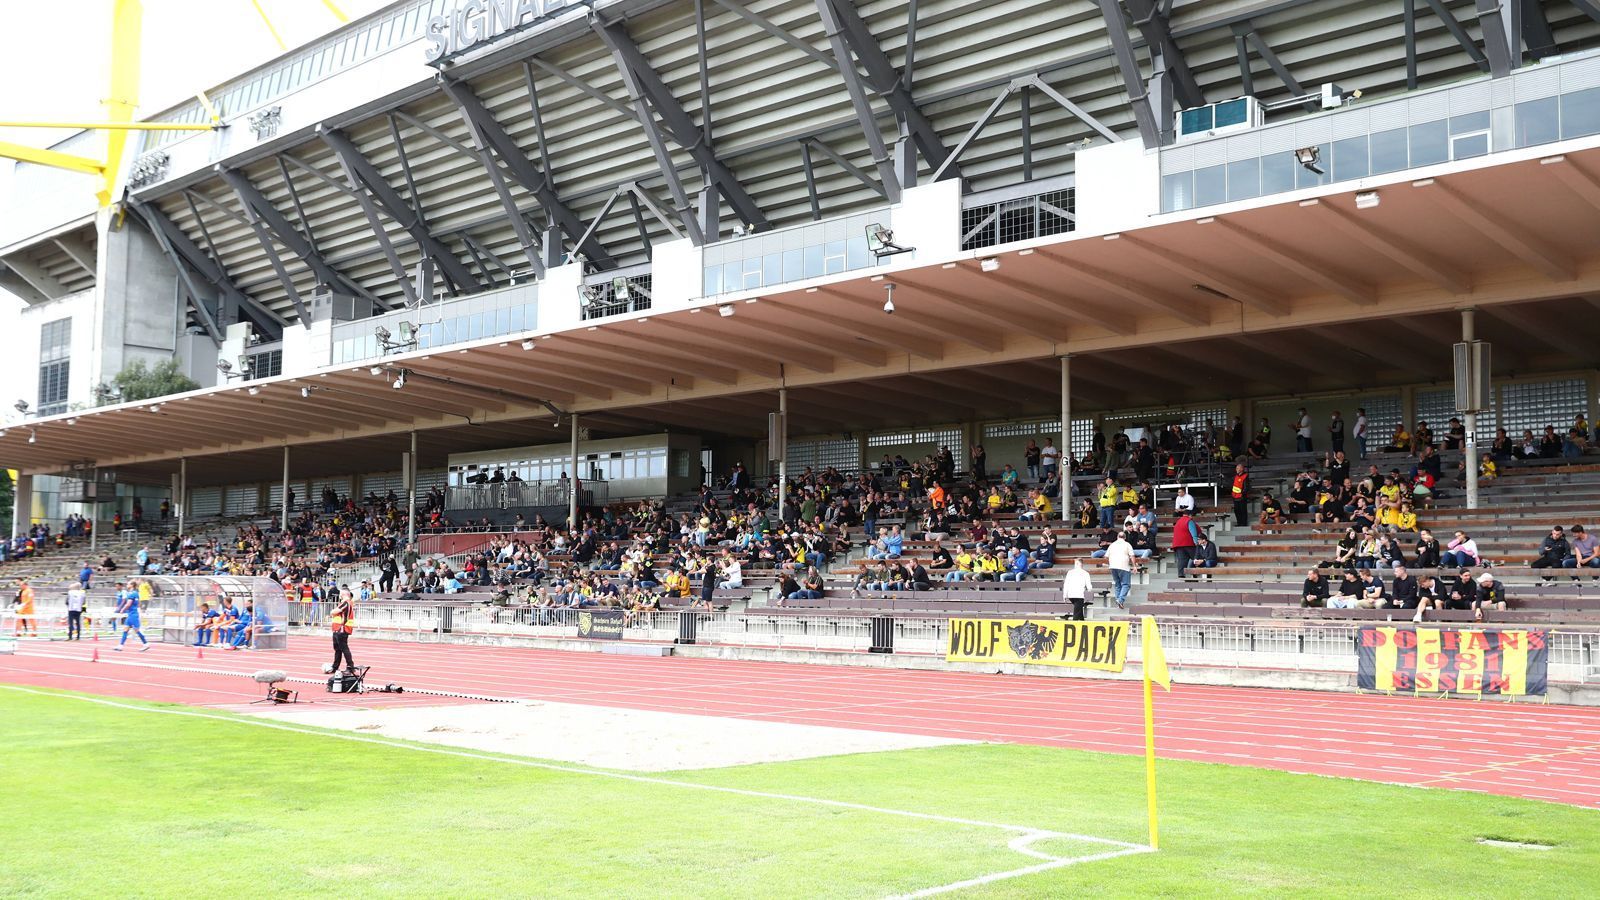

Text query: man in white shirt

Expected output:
[1040,438,1060,482]
[1295,408,1313,453]
[1104,532,1135,609]
[1062,560,1094,620]
[1354,408,1368,459]
[1173,487,1195,513]
[65,584,87,641]
[716,550,744,590]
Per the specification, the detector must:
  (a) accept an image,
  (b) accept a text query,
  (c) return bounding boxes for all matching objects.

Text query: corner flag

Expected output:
[1142,614,1171,691]
[1139,615,1170,849]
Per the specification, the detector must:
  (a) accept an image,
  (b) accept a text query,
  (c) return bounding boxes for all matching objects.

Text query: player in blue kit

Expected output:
[192,602,220,646]
[115,583,148,651]
[225,603,254,649]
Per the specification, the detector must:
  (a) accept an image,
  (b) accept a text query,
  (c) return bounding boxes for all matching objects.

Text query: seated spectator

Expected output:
[1440,530,1480,568]
[1328,571,1363,608]
[1530,525,1571,570]
[1414,528,1441,569]
[1382,424,1411,454]
[1191,533,1218,572]
[1029,531,1056,570]
[1390,564,1420,612]
[1408,574,1439,623]
[1540,424,1562,459]
[1127,524,1155,560]
[1286,477,1315,521]
[1377,532,1406,570]
[1437,568,1476,612]
[1301,568,1329,607]
[1355,528,1380,570]
[945,545,976,582]
[1357,569,1388,608]
[1090,525,1119,559]
[1473,572,1507,622]
[1172,487,1195,514]
[191,602,219,646]
[929,542,953,571]
[998,548,1030,582]
[1565,524,1600,569]
[1259,491,1285,526]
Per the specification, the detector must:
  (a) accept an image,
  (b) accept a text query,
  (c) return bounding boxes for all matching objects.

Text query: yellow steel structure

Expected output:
[0,121,213,132]
[99,0,143,206]
[250,0,289,51]
[0,142,105,176]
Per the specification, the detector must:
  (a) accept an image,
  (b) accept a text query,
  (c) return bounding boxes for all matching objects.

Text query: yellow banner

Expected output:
[947,619,1129,672]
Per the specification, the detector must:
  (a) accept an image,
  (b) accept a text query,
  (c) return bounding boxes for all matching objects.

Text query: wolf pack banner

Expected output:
[1357,626,1548,696]
[946,619,1129,672]
[577,609,625,641]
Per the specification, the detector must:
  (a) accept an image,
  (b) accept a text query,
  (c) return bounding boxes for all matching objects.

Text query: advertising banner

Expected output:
[946,619,1129,672]
[1357,626,1548,695]
[577,608,625,641]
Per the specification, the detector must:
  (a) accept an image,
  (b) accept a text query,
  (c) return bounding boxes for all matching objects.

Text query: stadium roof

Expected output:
[9,149,1600,484]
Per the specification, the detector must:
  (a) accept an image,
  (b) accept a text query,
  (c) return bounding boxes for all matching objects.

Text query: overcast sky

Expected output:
[0,0,394,310]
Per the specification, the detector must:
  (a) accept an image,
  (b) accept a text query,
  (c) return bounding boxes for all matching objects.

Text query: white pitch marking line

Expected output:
[0,685,1153,895]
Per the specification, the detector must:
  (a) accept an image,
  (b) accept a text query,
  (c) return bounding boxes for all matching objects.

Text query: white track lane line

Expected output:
[0,684,1152,895]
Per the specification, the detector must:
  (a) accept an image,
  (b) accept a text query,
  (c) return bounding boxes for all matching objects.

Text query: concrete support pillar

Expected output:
[1060,355,1072,511]
[12,473,32,538]
[1463,309,1479,511]
[281,446,291,530]
[176,458,187,539]
[406,431,418,550]
[777,387,788,523]
[569,414,580,528]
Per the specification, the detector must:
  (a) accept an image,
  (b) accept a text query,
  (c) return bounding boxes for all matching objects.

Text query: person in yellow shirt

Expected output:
[1394,502,1417,532]
[986,487,1003,510]
[1479,456,1498,481]
[1097,477,1118,529]
[1023,490,1054,521]
[947,548,975,582]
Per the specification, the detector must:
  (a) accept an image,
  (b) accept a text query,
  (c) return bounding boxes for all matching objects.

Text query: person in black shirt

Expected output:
[1390,565,1420,610]
[1410,574,1438,623]
[1444,417,1466,450]
[929,543,953,571]
[1329,571,1363,608]
[1287,477,1316,521]
[1259,491,1285,526]
[1531,525,1571,569]
[1539,425,1562,458]
[1301,568,1329,607]
[1439,569,1475,611]
[1474,573,1507,622]
[1414,528,1441,569]
[1327,451,1350,486]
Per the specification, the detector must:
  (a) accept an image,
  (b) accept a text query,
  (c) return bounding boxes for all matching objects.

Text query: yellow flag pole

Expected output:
[1143,660,1159,849]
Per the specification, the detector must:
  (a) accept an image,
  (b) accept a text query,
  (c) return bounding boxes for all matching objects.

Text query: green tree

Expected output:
[0,469,11,535]
[109,359,200,403]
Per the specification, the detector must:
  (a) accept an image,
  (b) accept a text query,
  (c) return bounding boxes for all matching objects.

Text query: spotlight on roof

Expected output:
[14,399,29,414]
[578,284,604,308]
[882,283,896,315]
[865,223,913,259]
[1295,145,1324,175]
[299,386,310,398]
[521,339,535,351]
[392,370,407,390]
[374,324,392,344]
[1355,191,1380,210]
[248,386,261,396]
[717,304,735,318]
[217,359,233,373]
[979,257,1000,272]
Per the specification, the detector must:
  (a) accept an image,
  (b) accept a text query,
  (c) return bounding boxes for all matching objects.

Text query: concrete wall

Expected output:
[1074,140,1161,237]
[93,210,183,392]
[11,289,97,412]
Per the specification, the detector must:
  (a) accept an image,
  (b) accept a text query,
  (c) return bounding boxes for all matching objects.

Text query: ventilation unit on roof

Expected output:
[1176,96,1264,143]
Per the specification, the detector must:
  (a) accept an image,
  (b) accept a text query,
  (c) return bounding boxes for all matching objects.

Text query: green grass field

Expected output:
[2,685,1596,898]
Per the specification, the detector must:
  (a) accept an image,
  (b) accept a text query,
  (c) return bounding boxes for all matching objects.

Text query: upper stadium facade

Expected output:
[6,0,1600,523]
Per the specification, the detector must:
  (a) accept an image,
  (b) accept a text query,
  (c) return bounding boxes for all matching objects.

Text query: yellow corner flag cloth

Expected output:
[1141,615,1171,691]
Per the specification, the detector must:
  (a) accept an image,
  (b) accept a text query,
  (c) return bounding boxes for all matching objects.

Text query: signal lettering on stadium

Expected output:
[425,0,573,64]
[946,619,1129,672]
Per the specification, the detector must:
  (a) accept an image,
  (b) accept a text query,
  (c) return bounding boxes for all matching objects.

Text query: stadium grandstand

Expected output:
[7,2,1600,892]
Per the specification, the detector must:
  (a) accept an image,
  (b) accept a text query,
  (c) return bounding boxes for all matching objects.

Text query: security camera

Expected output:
[883,283,896,315]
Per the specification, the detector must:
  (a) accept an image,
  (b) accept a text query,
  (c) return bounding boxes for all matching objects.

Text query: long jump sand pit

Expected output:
[249,699,971,770]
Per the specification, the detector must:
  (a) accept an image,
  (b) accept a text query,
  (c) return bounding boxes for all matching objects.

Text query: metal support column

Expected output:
[407,431,418,549]
[1463,309,1479,510]
[281,446,291,529]
[1061,355,1072,512]
[569,414,580,529]
[778,387,788,523]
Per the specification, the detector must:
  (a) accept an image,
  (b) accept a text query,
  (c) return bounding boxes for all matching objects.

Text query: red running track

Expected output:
[4,637,1599,808]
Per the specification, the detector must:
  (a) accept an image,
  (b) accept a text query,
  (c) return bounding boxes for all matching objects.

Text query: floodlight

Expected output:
[521,339,535,350]
[578,284,603,307]
[1355,191,1380,210]
[299,386,311,398]
[1295,146,1324,175]
[613,277,630,301]
[374,325,392,343]
[718,304,735,318]
[865,223,913,259]
[14,400,28,413]
[217,359,233,373]
[397,321,414,343]
[979,257,1000,272]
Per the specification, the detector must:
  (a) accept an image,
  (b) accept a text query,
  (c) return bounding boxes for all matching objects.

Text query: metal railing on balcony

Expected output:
[330,283,539,365]
[447,479,608,511]
[960,179,1075,251]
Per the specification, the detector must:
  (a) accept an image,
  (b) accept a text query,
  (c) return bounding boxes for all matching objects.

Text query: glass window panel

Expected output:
[722,261,741,291]
[496,309,511,333]
[1449,111,1490,135]
[703,266,720,295]
[1261,153,1296,195]
[1331,135,1368,181]
[763,253,781,285]
[1409,119,1448,167]
[847,235,869,269]
[1452,132,1489,160]
[1561,86,1600,139]
[509,306,524,331]
[1193,164,1225,207]
[803,244,824,278]
[1225,158,1260,202]
[1161,171,1191,211]
[1369,128,1408,174]
[783,248,803,282]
